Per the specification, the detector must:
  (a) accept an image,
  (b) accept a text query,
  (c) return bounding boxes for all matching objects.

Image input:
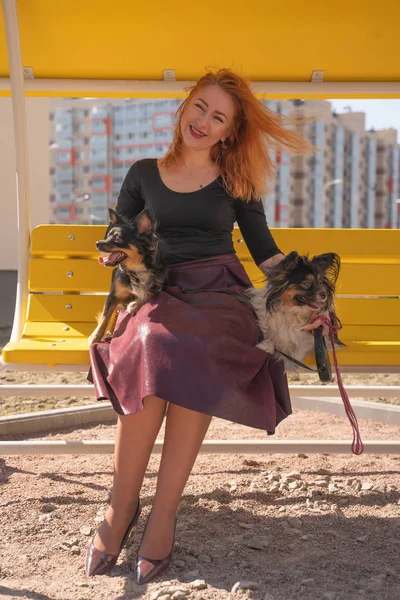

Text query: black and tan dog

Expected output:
[248,251,343,370]
[89,208,168,346]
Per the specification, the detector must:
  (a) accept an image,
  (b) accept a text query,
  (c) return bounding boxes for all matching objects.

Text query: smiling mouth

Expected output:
[98,251,127,267]
[296,295,324,309]
[189,125,206,139]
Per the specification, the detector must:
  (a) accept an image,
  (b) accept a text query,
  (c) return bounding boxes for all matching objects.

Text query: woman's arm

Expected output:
[116,161,145,219]
[235,199,282,267]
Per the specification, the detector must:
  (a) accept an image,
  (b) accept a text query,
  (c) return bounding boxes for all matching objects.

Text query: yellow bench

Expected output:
[2,225,400,372]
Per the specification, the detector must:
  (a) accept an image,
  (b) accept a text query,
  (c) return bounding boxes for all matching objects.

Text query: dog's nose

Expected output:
[95,241,102,250]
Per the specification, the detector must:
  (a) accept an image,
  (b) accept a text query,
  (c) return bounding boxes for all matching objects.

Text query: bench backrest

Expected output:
[16,225,400,369]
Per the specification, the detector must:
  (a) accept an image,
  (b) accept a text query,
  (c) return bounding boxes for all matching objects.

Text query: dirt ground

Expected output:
[1,369,399,417]
[1,364,400,600]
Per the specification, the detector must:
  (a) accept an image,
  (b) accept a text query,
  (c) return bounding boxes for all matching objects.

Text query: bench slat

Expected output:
[29,259,112,292]
[20,324,400,344]
[335,298,400,326]
[31,225,106,257]
[27,294,105,322]
[20,322,400,343]
[23,322,96,338]
[234,229,400,258]
[2,339,91,366]
[341,326,400,342]
[28,257,400,295]
[31,225,400,259]
[241,261,400,296]
[25,295,400,326]
[2,338,399,367]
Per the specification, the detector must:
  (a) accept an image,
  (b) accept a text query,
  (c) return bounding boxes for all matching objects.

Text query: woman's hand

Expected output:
[300,317,330,337]
[258,253,285,274]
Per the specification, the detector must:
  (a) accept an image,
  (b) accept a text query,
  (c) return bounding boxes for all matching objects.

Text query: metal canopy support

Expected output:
[2,0,31,343]
[1,78,400,97]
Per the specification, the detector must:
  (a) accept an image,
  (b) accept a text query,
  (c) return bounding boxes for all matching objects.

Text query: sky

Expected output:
[328,100,400,143]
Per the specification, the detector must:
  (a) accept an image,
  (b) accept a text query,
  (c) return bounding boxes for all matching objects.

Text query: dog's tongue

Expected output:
[98,252,124,266]
[308,300,323,309]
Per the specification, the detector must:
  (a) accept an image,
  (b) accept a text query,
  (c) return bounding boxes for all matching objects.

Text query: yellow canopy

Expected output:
[1,0,400,98]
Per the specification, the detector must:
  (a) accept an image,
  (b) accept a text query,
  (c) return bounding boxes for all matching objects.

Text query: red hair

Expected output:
[159,68,317,202]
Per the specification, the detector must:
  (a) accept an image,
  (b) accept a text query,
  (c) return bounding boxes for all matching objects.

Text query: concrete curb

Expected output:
[292,396,400,425]
[0,402,115,436]
[1,395,400,436]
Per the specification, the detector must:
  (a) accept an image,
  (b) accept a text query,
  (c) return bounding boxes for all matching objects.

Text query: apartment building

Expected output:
[50,98,182,224]
[50,98,400,228]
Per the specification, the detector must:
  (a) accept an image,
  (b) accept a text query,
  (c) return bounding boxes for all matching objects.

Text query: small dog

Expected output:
[248,251,343,370]
[89,208,168,346]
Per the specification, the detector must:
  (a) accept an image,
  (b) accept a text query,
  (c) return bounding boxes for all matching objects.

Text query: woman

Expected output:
[86,68,322,584]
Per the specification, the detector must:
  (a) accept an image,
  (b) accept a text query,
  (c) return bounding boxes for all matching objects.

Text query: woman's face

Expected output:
[180,84,236,152]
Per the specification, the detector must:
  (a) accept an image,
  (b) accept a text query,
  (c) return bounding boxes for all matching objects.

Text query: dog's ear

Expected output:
[282,251,301,269]
[108,208,122,226]
[134,209,157,235]
[311,253,341,284]
[333,332,346,347]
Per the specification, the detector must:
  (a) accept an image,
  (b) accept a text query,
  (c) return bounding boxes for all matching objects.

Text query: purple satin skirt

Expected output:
[88,254,292,434]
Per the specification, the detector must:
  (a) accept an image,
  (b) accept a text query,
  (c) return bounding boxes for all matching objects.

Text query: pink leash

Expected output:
[308,312,364,455]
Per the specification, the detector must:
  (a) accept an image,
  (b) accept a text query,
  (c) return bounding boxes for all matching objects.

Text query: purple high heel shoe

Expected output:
[135,515,177,585]
[85,497,142,577]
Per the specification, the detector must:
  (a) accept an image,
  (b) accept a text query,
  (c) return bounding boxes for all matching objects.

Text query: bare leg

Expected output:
[93,395,167,554]
[138,403,212,559]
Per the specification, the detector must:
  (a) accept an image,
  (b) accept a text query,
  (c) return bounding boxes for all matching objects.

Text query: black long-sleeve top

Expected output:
[116,158,281,266]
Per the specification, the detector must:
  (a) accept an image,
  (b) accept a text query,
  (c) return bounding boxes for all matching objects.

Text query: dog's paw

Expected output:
[126,301,139,315]
[88,333,101,347]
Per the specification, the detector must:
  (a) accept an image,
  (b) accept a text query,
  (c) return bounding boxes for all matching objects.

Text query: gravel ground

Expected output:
[1,393,400,600]
[1,339,400,600]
